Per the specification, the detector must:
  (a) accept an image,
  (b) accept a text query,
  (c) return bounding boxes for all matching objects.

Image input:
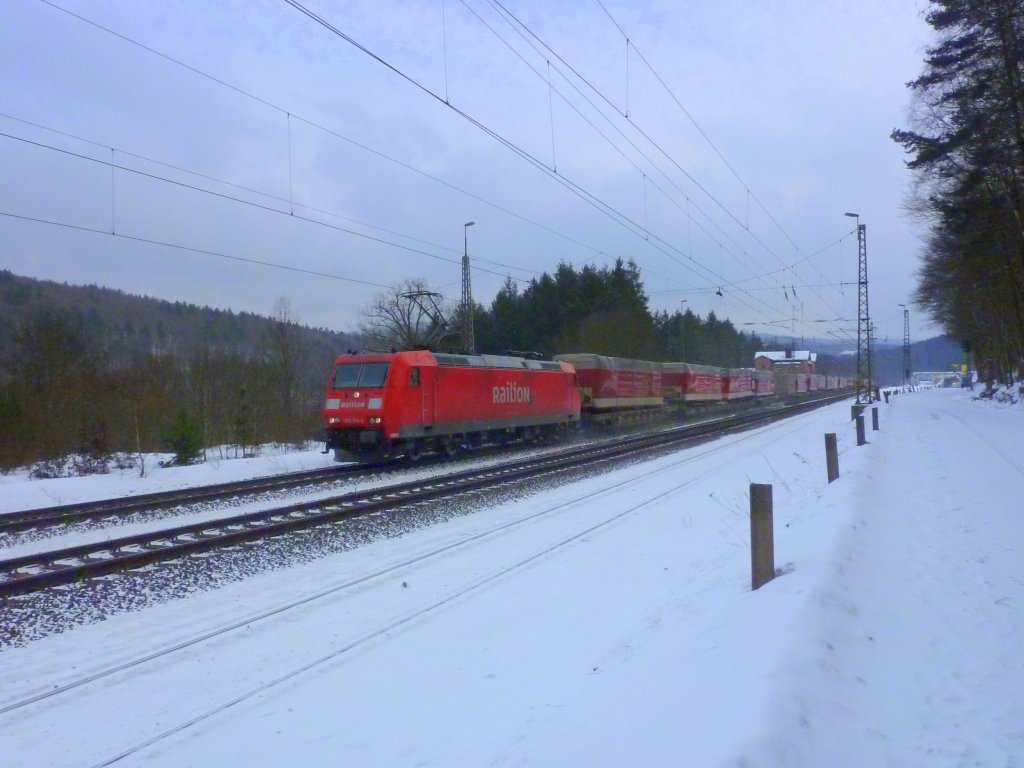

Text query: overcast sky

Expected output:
[0,0,934,346]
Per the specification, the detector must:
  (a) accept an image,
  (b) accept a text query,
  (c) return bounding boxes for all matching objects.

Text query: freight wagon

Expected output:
[552,353,663,410]
[662,362,725,402]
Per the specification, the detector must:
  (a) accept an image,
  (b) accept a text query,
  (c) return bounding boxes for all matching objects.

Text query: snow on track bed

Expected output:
[2,390,1021,767]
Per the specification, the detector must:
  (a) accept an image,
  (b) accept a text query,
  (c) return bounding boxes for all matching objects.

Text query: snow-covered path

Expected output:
[1,389,1021,767]
[753,389,1024,766]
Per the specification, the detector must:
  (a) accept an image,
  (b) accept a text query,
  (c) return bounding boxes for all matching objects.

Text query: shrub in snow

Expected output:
[162,411,203,466]
[29,458,68,480]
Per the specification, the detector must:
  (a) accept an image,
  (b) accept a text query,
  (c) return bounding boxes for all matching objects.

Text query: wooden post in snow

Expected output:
[750,483,775,590]
[825,433,839,483]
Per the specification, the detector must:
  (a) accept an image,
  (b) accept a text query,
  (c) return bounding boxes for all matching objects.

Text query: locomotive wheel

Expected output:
[441,437,460,459]
[405,440,423,463]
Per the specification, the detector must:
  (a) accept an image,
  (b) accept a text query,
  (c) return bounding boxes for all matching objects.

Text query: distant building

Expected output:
[754,350,817,374]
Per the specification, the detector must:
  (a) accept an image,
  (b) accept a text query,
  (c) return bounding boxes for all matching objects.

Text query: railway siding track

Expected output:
[0,395,847,598]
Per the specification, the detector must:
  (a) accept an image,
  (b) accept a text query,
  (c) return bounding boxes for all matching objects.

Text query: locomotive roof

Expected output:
[432,352,565,371]
[334,351,565,371]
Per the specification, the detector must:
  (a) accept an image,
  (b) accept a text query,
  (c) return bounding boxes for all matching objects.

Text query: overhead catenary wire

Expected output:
[475,0,850,331]
[24,0,856,340]
[38,0,805,316]
[452,0,791,317]
[593,0,806,258]
[29,1,651,286]
[0,210,394,291]
[492,0,849,317]
[0,112,539,277]
[0,130,530,288]
[282,0,742,301]
[278,0,802,322]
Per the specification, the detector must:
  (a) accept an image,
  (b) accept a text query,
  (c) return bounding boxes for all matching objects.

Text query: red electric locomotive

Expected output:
[323,350,581,461]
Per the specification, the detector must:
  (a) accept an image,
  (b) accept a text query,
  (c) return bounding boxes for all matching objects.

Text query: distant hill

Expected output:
[811,335,965,386]
[0,269,356,374]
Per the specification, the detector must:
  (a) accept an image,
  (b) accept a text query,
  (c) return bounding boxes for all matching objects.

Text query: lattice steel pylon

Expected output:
[846,214,872,405]
[462,221,475,354]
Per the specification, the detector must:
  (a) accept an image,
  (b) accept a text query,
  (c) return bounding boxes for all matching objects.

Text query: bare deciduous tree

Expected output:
[360,279,456,352]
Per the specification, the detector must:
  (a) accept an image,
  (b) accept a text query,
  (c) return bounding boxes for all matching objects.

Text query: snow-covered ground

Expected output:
[0,443,341,513]
[1,388,1021,767]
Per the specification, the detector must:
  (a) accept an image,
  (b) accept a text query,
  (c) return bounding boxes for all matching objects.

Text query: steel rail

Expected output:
[0,464,364,536]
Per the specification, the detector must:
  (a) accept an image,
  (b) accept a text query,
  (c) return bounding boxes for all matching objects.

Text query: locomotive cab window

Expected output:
[410,367,420,388]
[331,362,390,389]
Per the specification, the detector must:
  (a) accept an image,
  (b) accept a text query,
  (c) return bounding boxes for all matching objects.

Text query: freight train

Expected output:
[322,350,851,462]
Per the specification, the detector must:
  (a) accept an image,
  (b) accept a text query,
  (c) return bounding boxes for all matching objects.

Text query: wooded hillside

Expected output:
[0,270,354,471]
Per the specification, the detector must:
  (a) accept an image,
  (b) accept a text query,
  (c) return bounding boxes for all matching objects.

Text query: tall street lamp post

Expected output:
[899,303,911,389]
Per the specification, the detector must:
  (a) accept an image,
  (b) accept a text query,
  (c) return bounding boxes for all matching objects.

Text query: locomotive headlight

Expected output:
[368,416,382,424]
[327,416,341,425]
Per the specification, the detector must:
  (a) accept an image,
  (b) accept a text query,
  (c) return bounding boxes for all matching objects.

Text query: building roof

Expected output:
[755,350,817,363]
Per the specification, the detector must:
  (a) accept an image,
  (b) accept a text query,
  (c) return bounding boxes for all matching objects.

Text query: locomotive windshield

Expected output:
[331,362,390,389]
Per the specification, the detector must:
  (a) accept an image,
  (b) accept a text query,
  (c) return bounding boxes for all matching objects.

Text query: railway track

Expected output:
[0,394,847,598]
[0,463,370,537]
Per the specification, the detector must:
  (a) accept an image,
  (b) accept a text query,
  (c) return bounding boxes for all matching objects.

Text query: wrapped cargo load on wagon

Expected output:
[662,362,725,402]
[752,369,775,396]
[722,368,754,400]
[553,353,663,410]
[773,371,808,396]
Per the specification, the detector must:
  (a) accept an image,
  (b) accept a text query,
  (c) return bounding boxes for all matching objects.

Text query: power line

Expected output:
[0,112,537,277]
[27,0,853,338]
[593,0,806,257]
[35,0,711,293]
[477,0,850,326]
[0,130,519,283]
[37,0,786,313]
[281,0,785,320]
[466,0,782,298]
[0,210,393,290]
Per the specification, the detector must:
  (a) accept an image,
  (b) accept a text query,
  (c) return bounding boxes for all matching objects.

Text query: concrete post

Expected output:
[750,483,775,590]
[872,407,879,431]
[856,415,866,446]
[825,433,839,483]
